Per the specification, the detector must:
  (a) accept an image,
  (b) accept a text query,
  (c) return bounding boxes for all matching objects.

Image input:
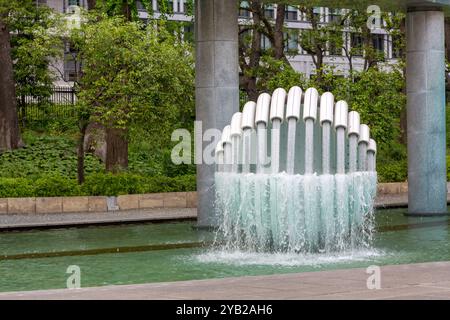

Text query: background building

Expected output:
[43,0,400,85]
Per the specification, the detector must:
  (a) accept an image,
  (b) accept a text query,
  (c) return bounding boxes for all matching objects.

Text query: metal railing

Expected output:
[17,86,76,126]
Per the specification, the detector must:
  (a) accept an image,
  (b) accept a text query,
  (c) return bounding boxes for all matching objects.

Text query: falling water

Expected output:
[336,127,345,174]
[242,129,252,174]
[231,136,240,173]
[349,135,358,173]
[257,122,267,174]
[322,122,331,174]
[304,119,314,175]
[271,119,281,173]
[359,142,368,172]
[215,171,377,253]
[286,118,297,175]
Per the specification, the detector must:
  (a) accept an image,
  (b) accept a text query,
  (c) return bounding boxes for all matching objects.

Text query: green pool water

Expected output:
[0,208,449,293]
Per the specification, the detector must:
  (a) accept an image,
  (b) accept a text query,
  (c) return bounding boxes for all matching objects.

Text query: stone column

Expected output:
[195,0,239,226]
[406,7,447,216]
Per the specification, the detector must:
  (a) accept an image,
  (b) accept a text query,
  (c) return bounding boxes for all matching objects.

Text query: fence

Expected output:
[17,86,77,126]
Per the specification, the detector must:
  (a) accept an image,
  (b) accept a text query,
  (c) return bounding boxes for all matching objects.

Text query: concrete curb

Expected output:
[0,183,412,215]
[0,192,198,215]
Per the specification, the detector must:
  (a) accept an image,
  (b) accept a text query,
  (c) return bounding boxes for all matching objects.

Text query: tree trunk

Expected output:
[273,5,285,60]
[239,0,263,101]
[122,2,132,21]
[87,0,96,10]
[0,17,22,152]
[77,122,88,184]
[102,1,131,171]
[105,127,128,172]
[445,18,450,61]
[315,49,324,83]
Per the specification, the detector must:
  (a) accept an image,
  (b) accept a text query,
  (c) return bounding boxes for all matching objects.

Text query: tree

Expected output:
[0,1,22,151]
[10,3,64,127]
[297,6,345,83]
[384,11,406,144]
[238,1,295,101]
[73,15,194,175]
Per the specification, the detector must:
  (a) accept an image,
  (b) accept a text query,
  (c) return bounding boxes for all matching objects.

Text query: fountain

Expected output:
[214,87,378,253]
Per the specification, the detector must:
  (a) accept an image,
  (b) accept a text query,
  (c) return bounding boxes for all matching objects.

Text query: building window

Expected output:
[136,1,146,11]
[313,7,321,22]
[168,0,175,13]
[261,35,272,50]
[392,35,403,59]
[284,30,299,53]
[351,33,363,56]
[239,1,250,18]
[329,8,341,23]
[329,39,342,56]
[183,22,194,43]
[285,6,298,21]
[372,34,384,53]
[264,4,274,19]
[64,42,80,82]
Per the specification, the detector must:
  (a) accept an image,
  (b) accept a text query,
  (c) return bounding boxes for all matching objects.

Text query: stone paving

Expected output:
[0,261,449,300]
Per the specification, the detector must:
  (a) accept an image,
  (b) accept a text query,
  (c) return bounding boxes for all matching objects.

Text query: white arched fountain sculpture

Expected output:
[214,87,378,253]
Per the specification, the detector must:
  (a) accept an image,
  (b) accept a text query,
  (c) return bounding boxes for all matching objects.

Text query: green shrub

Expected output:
[377,160,408,183]
[0,133,103,179]
[0,173,197,198]
[447,155,450,181]
[81,173,146,196]
[173,174,196,191]
[0,178,35,197]
[34,175,81,197]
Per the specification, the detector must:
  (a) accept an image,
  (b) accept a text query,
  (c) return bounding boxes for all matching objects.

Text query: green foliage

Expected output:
[317,68,406,148]
[72,15,194,150]
[447,105,450,150]
[0,132,103,179]
[3,0,64,104]
[377,160,407,183]
[34,175,81,197]
[0,130,196,197]
[0,173,196,198]
[0,178,35,197]
[261,56,308,93]
[447,155,450,182]
[81,172,145,196]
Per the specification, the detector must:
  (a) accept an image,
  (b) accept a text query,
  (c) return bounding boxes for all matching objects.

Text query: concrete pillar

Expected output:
[195,0,239,226]
[406,7,447,216]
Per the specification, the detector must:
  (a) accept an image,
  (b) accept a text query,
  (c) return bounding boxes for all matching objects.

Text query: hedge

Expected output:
[0,173,196,198]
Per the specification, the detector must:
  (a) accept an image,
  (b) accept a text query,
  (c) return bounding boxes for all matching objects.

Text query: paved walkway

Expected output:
[0,261,449,300]
[0,208,197,230]
[1,193,448,230]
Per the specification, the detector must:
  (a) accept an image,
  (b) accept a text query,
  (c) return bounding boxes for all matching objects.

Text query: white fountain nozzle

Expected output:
[320,92,334,125]
[348,111,360,136]
[230,112,243,137]
[368,138,377,153]
[334,100,348,129]
[221,125,232,145]
[359,124,370,144]
[303,87,319,122]
[241,101,256,130]
[255,93,271,126]
[270,88,287,122]
[286,86,302,121]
